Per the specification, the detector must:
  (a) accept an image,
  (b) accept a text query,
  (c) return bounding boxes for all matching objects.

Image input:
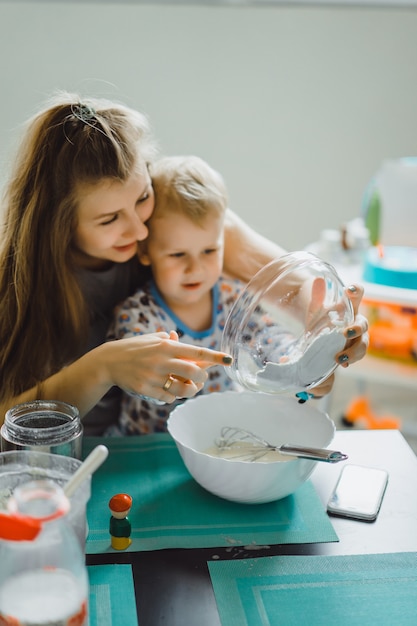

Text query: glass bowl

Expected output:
[221,251,354,394]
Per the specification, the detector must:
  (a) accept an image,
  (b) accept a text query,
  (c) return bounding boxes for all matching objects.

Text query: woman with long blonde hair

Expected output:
[0,92,368,435]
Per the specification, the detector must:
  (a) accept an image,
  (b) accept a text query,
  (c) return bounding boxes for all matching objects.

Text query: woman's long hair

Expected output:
[0,92,157,401]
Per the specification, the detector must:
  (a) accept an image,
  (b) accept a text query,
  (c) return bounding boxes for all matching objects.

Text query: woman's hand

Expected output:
[335,284,369,368]
[311,283,368,398]
[0,332,233,422]
[103,332,233,404]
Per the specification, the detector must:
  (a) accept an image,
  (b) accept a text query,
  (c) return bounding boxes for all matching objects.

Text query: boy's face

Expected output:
[140,212,224,309]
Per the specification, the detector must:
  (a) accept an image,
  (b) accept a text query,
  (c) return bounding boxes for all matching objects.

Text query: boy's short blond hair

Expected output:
[150,155,228,224]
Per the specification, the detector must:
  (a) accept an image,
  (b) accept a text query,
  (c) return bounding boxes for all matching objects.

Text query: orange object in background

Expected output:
[361,297,417,364]
[342,395,401,430]
[339,293,415,430]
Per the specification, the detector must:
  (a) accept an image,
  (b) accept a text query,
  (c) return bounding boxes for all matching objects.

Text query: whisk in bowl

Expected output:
[214,426,348,463]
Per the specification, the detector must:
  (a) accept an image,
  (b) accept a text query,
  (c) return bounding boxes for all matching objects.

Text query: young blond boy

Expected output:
[109,156,244,435]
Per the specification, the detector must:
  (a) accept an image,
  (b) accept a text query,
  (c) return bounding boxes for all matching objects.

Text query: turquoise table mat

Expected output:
[88,564,137,626]
[208,552,417,626]
[84,435,338,554]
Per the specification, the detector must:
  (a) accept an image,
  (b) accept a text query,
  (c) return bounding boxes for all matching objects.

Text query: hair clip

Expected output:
[64,102,109,145]
[71,103,97,124]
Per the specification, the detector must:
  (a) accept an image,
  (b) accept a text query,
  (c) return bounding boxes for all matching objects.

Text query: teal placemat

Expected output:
[208,552,417,626]
[88,564,137,626]
[84,435,338,554]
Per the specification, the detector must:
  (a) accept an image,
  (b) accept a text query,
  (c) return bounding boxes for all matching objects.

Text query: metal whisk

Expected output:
[215,426,348,463]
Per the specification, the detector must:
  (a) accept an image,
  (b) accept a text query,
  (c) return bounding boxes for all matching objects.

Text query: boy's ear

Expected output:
[138,242,151,266]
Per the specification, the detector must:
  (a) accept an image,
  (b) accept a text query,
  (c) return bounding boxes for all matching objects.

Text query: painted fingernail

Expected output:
[222,356,233,364]
[346,328,356,338]
[338,354,349,364]
[347,285,357,293]
[295,392,314,404]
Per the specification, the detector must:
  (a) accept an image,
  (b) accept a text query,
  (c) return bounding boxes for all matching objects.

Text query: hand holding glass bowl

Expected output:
[221,251,356,395]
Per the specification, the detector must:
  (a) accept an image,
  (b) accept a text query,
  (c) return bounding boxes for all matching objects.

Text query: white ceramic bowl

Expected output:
[167,391,335,504]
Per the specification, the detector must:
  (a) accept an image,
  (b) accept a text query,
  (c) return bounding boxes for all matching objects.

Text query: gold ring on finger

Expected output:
[162,376,174,392]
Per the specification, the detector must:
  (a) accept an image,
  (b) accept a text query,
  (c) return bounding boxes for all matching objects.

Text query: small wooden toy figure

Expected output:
[109,493,132,550]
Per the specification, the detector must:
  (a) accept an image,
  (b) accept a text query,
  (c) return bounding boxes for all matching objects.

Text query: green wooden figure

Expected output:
[109,493,132,550]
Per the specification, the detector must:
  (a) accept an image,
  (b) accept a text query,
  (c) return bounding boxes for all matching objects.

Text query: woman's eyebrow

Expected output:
[94,209,119,220]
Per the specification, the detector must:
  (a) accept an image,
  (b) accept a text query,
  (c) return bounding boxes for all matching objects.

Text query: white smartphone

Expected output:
[327,464,389,522]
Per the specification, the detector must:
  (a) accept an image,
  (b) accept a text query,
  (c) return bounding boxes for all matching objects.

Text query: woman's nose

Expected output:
[125,214,149,241]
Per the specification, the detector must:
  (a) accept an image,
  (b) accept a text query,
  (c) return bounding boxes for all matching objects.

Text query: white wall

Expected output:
[1,1,417,250]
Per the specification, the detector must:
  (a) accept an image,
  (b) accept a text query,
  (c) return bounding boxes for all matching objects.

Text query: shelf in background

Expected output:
[341,353,417,390]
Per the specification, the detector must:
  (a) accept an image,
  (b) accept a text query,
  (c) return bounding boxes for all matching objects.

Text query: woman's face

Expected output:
[74,163,154,269]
